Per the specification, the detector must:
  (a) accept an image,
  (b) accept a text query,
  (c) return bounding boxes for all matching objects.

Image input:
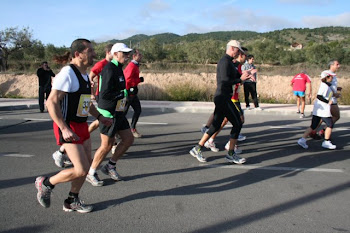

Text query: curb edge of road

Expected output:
[1,103,350,117]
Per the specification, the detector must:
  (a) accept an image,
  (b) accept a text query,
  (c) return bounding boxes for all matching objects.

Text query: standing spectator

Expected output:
[34,39,112,213]
[297,70,337,150]
[37,61,55,112]
[124,49,144,138]
[242,55,261,110]
[291,71,312,118]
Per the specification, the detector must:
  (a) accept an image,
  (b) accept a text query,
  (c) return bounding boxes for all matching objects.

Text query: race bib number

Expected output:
[76,94,91,117]
[116,97,126,112]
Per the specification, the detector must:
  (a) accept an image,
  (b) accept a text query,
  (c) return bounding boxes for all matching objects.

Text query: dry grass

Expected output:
[1,69,349,104]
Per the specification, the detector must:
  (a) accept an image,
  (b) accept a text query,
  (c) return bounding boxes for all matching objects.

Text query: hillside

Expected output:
[106,26,350,47]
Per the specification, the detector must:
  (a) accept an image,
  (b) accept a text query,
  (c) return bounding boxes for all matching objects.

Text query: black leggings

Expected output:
[244,82,259,108]
[124,95,142,129]
[207,96,242,139]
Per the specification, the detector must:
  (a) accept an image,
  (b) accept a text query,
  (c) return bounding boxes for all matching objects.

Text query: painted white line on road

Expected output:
[0,153,34,158]
[137,122,168,125]
[334,127,350,131]
[204,164,344,173]
[24,118,51,121]
[269,126,303,129]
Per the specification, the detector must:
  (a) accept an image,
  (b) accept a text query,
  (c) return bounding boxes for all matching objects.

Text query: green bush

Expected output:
[166,82,213,101]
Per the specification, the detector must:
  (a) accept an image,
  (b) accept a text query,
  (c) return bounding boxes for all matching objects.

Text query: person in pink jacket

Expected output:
[291,71,312,118]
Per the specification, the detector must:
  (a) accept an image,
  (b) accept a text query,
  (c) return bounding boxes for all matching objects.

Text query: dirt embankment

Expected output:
[0,73,348,103]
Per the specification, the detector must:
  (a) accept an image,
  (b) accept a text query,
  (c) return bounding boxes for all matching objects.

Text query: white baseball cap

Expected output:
[227,40,244,53]
[110,43,132,54]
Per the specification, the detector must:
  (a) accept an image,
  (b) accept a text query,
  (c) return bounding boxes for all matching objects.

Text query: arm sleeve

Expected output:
[50,70,55,77]
[317,95,329,103]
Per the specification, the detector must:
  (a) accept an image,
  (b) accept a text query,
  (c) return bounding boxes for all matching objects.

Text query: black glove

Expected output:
[139,77,144,82]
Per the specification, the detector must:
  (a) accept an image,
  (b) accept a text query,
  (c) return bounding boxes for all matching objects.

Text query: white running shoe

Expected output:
[297,138,308,149]
[224,142,242,154]
[101,164,123,181]
[52,151,64,168]
[238,134,246,141]
[255,107,263,111]
[204,141,219,152]
[86,173,104,187]
[234,145,242,154]
[322,140,336,150]
[189,146,207,162]
[225,153,246,164]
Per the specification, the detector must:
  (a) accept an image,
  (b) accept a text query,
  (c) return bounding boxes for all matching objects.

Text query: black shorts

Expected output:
[310,115,333,129]
[99,112,130,137]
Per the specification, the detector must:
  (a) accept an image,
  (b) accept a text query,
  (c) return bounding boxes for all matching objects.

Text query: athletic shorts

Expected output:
[53,121,90,145]
[310,115,333,129]
[99,112,130,138]
[293,91,305,97]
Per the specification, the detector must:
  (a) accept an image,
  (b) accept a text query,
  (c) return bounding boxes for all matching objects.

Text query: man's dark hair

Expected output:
[328,59,337,68]
[105,43,113,53]
[247,55,254,60]
[70,38,91,58]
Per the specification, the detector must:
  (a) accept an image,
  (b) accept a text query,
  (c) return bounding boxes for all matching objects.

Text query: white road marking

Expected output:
[137,122,168,125]
[0,153,34,158]
[203,164,344,173]
[269,126,303,129]
[24,118,51,121]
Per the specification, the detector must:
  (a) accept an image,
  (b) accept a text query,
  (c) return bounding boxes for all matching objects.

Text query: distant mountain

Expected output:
[106,26,350,46]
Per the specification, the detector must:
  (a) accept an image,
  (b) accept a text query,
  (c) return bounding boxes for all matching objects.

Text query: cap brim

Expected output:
[120,48,132,52]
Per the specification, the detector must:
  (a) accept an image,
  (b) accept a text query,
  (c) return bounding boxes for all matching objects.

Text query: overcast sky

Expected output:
[1,0,349,47]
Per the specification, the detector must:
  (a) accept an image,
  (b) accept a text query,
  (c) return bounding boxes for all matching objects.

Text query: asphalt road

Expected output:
[0,109,349,233]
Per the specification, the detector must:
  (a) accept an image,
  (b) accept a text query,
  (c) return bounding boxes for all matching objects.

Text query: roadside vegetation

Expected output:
[1,26,349,104]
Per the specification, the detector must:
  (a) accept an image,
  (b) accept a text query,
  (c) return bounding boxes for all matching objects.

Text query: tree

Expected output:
[0,27,34,71]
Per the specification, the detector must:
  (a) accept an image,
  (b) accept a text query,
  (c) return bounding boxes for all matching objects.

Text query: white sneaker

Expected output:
[52,151,64,168]
[299,113,305,118]
[101,164,123,181]
[322,140,336,150]
[225,141,230,151]
[234,145,242,154]
[238,134,246,141]
[255,107,263,111]
[297,138,308,149]
[189,146,207,163]
[246,106,251,110]
[225,153,246,164]
[224,142,242,154]
[204,141,219,152]
[86,173,104,187]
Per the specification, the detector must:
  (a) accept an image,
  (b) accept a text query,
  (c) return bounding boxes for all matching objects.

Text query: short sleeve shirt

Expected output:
[291,73,311,92]
[312,82,332,117]
[52,66,89,93]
